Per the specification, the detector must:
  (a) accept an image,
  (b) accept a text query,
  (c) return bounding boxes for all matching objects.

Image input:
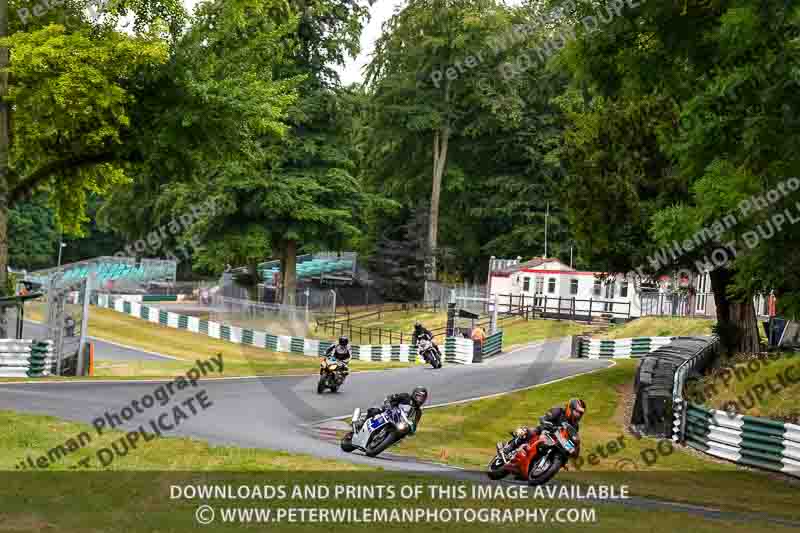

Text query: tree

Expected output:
[0,0,184,294]
[366,0,514,281]
[7,194,57,269]
[556,0,800,352]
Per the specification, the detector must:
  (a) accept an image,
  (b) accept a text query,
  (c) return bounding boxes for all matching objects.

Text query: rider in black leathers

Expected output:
[412,321,433,345]
[324,336,352,374]
[502,399,586,457]
[361,386,428,432]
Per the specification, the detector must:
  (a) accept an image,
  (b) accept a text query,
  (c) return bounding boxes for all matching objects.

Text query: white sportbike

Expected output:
[340,404,418,457]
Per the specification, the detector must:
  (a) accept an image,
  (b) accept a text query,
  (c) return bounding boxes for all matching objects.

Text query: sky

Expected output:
[336,0,407,85]
[181,0,406,86]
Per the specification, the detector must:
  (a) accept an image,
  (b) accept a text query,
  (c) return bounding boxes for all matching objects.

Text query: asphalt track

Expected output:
[1,335,798,527]
[22,320,179,361]
[0,337,601,463]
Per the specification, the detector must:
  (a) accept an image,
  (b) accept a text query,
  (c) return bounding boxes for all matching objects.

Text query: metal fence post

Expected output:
[490,296,498,334]
[76,273,93,376]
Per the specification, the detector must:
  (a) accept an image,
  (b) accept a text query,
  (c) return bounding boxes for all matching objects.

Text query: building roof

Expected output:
[492,257,573,277]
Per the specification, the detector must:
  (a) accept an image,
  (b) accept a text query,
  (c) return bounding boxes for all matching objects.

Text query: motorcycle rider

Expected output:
[412,321,441,360]
[324,336,352,374]
[359,386,428,432]
[500,398,586,458]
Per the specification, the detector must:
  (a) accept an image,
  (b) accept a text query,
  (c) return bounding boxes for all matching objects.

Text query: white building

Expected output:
[487,257,720,320]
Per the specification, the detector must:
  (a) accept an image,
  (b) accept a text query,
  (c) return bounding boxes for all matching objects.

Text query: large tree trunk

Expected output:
[0,0,11,339]
[281,239,297,306]
[247,261,259,302]
[709,267,760,354]
[428,126,449,281]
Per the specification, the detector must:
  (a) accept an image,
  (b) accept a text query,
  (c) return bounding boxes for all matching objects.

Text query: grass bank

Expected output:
[688,353,800,423]
[25,305,409,377]
[600,317,715,339]
[0,410,789,532]
[314,308,592,348]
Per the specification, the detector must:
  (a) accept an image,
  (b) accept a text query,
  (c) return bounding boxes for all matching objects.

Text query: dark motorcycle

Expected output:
[487,421,579,485]
[317,357,348,393]
[417,338,442,368]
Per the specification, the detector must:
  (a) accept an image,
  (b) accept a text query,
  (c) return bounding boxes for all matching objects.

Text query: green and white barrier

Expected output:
[0,340,55,378]
[444,336,475,364]
[482,331,503,358]
[680,403,800,478]
[578,336,676,358]
[96,294,417,363]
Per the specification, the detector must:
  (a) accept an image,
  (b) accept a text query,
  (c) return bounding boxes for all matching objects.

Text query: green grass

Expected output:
[600,317,715,339]
[689,353,800,422]
[386,360,799,519]
[0,409,372,472]
[0,411,791,532]
[313,308,594,348]
[22,305,409,378]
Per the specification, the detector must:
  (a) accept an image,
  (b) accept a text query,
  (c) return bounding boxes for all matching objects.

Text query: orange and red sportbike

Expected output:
[487,421,579,485]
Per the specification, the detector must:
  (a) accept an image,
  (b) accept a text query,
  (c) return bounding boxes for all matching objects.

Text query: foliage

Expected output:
[8,195,58,269]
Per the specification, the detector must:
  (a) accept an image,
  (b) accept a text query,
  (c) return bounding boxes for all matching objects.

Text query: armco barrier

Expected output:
[0,340,55,377]
[577,336,676,358]
[682,404,800,478]
[631,336,717,436]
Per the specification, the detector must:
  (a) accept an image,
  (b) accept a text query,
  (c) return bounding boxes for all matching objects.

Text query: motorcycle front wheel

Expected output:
[487,454,510,480]
[527,453,564,486]
[365,426,399,457]
[317,377,326,394]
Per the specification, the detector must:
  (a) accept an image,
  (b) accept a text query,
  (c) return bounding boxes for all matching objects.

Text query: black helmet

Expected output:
[566,398,586,424]
[411,386,428,406]
[339,336,349,347]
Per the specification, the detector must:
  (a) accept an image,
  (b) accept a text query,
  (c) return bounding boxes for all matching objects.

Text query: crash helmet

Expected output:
[411,386,428,406]
[565,398,586,425]
[339,336,349,347]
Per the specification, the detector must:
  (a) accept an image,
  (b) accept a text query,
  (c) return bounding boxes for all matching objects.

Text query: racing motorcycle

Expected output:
[487,421,579,485]
[417,337,442,369]
[340,404,418,457]
[317,357,348,394]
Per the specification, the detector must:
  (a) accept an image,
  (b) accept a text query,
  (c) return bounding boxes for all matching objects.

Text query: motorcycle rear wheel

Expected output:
[527,453,564,486]
[487,455,510,480]
[340,432,355,453]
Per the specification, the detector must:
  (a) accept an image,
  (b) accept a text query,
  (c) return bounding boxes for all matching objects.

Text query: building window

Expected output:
[548,278,556,294]
[535,278,544,294]
[593,280,601,296]
[570,279,579,295]
[523,277,530,292]
[620,281,629,298]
